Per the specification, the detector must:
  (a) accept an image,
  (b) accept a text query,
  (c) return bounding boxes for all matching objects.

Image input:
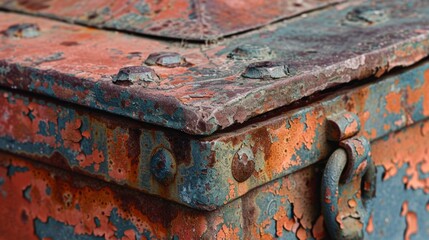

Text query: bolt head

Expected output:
[231,146,255,182]
[150,148,177,184]
[145,52,188,68]
[243,61,290,79]
[345,6,387,25]
[113,66,159,84]
[5,23,40,38]
[228,44,274,60]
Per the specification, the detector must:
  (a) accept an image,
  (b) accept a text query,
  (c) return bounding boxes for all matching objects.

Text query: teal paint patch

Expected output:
[364,166,429,240]
[254,188,296,239]
[7,165,29,177]
[23,185,32,202]
[178,140,226,209]
[45,185,51,196]
[37,121,49,136]
[0,177,6,197]
[34,217,104,240]
[108,208,153,240]
[94,217,101,228]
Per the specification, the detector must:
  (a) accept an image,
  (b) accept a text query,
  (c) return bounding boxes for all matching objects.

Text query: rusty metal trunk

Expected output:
[0,0,428,239]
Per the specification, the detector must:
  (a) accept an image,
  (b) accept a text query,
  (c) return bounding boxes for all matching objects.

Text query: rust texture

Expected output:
[0,0,341,40]
[1,58,429,209]
[0,0,429,135]
[1,118,428,239]
[0,0,428,238]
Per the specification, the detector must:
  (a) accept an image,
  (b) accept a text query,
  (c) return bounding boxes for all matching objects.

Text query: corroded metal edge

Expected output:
[1,0,429,135]
[1,59,429,210]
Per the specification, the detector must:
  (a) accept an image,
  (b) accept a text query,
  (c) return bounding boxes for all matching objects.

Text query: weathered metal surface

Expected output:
[0,0,341,41]
[1,119,428,239]
[1,0,429,135]
[1,55,429,210]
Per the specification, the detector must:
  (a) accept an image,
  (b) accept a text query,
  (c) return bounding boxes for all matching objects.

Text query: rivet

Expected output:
[4,23,40,38]
[231,146,255,182]
[113,66,159,85]
[242,61,290,79]
[150,148,177,184]
[144,52,189,68]
[228,44,274,60]
[345,6,388,25]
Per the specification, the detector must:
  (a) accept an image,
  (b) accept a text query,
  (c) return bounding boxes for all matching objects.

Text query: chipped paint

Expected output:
[2,59,429,209]
[0,0,428,238]
[2,123,428,240]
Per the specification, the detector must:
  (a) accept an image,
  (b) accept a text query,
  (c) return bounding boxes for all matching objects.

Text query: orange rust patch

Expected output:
[325,188,332,204]
[0,154,171,239]
[265,111,321,177]
[273,205,290,237]
[366,214,374,234]
[61,119,83,151]
[107,129,131,181]
[347,199,357,208]
[400,200,419,240]
[312,216,326,240]
[405,69,429,117]
[345,120,359,137]
[81,130,91,139]
[353,138,366,156]
[385,91,402,114]
[405,212,418,240]
[356,161,368,176]
[296,227,308,240]
[372,121,429,193]
[77,149,105,172]
[216,224,240,240]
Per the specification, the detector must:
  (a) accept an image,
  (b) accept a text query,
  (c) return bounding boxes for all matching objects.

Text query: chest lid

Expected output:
[1,0,429,136]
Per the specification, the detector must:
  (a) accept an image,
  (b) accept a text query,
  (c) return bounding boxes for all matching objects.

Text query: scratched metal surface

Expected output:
[1,56,429,210]
[1,118,428,239]
[0,0,342,40]
[1,0,429,135]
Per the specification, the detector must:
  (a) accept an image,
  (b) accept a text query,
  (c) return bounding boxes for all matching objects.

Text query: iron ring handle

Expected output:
[321,147,376,240]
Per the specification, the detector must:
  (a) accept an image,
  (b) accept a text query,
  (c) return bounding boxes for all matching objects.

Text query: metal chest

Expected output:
[0,0,428,239]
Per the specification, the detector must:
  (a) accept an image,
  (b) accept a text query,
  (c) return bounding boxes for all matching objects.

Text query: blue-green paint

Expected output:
[7,165,29,177]
[34,217,104,240]
[23,185,32,202]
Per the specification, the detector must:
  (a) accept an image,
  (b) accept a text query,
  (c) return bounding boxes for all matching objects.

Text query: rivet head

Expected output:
[113,66,159,85]
[4,23,40,38]
[228,44,274,60]
[150,148,177,184]
[231,146,255,182]
[145,52,189,68]
[242,61,290,79]
[345,6,387,25]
